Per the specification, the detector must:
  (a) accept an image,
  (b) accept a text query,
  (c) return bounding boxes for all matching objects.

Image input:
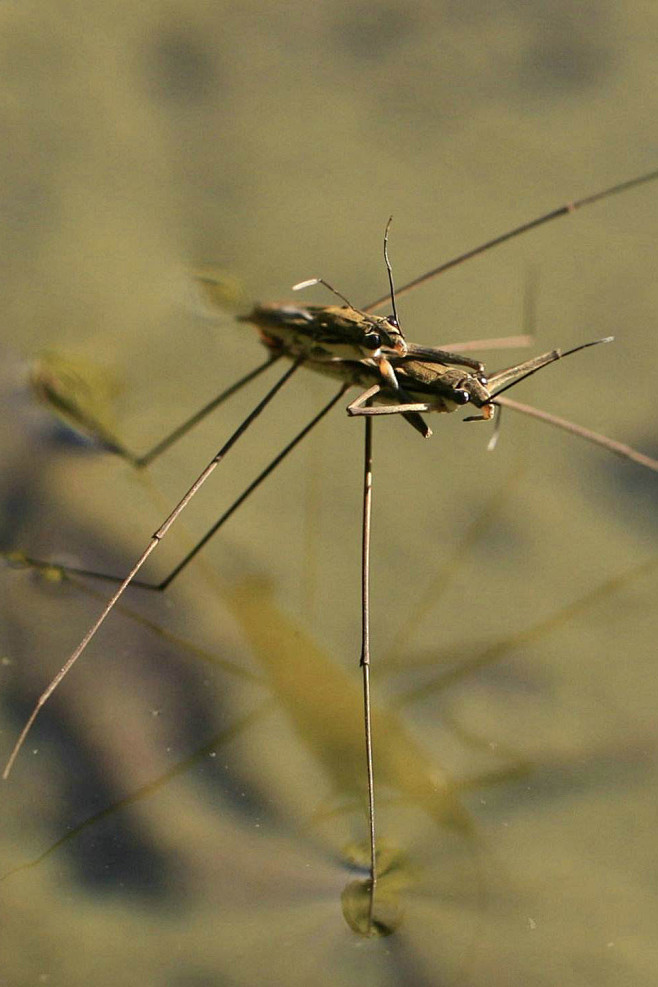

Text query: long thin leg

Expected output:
[494,395,658,472]
[10,384,349,591]
[134,355,278,467]
[2,358,302,780]
[363,169,658,312]
[360,414,377,923]
[151,383,348,589]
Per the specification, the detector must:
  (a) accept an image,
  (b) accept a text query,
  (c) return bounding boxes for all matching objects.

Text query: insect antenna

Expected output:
[2,357,304,780]
[383,216,400,331]
[292,278,356,310]
[378,217,408,367]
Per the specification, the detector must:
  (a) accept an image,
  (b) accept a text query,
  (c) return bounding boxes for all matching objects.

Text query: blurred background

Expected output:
[1,1,658,984]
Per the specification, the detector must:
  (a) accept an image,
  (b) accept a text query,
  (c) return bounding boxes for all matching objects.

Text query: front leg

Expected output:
[347,384,432,437]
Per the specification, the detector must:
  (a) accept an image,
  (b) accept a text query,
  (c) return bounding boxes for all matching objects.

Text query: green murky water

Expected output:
[1,3,658,984]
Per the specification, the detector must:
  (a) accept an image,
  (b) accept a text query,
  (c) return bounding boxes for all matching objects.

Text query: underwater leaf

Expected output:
[190,265,245,315]
[29,352,131,458]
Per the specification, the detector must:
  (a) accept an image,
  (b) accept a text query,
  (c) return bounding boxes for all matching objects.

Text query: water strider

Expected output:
[4,168,658,933]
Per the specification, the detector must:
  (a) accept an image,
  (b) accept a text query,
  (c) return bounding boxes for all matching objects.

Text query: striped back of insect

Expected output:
[241,303,401,364]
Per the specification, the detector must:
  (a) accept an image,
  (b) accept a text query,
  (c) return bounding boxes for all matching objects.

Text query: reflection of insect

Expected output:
[4,168,658,933]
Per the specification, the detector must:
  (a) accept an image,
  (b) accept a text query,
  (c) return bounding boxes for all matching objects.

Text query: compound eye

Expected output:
[454,389,470,405]
[363,331,381,350]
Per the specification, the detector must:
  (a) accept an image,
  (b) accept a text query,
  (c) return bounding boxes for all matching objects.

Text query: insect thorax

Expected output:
[395,361,492,413]
[241,304,401,363]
